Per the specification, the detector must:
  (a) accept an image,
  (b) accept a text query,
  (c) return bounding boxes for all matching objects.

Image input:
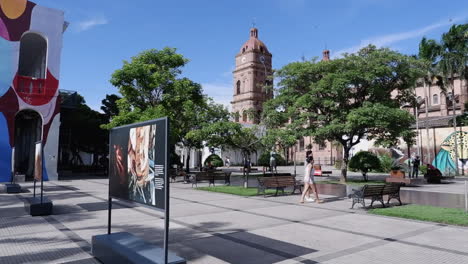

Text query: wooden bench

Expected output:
[191,171,231,187]
[262,172,292,177]
[257,176,301,196]
[350,183,403,209]
[382,183,403,206]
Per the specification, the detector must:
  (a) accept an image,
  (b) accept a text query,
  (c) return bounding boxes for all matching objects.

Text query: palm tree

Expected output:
[418,37,442,165]
[438,24,468,175]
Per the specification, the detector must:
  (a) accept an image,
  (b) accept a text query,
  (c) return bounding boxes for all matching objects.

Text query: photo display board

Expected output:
[109,118,168,210]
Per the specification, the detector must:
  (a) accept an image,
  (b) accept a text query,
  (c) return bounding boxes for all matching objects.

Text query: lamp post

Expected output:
[448,92,460,176]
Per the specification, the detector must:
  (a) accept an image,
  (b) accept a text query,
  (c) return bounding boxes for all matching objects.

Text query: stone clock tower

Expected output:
[231,28,272,124]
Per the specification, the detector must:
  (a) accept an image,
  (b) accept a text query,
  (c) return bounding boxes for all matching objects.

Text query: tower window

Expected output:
[260,47,264,53]
[242,112,247,122]
[433,94,439,105]
[236,80,241,94]
[242,48,245,53]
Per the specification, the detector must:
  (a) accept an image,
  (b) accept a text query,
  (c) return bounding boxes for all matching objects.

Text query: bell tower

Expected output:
[231,27,272,124]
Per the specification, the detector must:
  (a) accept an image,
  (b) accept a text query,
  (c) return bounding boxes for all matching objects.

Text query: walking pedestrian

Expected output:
[412,156,420,178]
[300,156,323,203]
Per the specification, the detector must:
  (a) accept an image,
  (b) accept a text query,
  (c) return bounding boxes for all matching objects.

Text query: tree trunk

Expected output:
[423,81,431,164]
[185,149,191,174]
[293,150,297,177]
[340,148,349,183]
[451,78,460,176]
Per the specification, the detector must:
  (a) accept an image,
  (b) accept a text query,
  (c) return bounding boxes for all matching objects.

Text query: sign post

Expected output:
[96,117,184,264]
[5,147,22,193]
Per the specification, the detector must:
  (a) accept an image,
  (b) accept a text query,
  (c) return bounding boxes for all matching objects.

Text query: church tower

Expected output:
[231,27,272,124]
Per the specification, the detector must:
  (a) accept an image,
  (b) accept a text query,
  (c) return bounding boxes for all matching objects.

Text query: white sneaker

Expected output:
[305,197,315,202]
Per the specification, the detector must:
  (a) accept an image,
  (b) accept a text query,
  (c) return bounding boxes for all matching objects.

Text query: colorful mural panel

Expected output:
[0,0,64,182]
[433,131,468,175]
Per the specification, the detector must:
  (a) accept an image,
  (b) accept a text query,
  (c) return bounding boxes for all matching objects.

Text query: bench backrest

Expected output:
[362,184,385,196]
[258,176,295,187]
[195,172,212,180]
[382,183,401,195]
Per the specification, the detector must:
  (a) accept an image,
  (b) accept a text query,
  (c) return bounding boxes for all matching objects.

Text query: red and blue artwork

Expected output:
[0,0,64,182]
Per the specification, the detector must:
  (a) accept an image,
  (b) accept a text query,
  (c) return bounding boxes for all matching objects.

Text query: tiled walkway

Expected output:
[1,179,468,263]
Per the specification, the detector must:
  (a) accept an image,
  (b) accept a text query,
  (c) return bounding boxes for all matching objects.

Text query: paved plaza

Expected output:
[1,177,468,264]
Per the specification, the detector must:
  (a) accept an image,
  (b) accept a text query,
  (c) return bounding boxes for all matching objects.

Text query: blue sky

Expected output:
[36,0,468,111]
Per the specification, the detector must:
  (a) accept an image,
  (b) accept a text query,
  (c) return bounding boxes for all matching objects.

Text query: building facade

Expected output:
[401,78,468,174]
[0,1,65,181]
[231,27,273,124]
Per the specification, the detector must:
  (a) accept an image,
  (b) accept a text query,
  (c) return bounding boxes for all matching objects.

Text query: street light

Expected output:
[447,92,460,176]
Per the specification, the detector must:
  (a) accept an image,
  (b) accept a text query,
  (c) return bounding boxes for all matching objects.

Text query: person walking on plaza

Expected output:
[270,151,278,174]
[300,156,323,204]
[412,156,420,178]
[225,157,230,168]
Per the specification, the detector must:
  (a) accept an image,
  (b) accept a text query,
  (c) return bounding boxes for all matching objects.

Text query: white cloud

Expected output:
[76,17,108,32]
[333,15,467,57]
[202,82,233,111]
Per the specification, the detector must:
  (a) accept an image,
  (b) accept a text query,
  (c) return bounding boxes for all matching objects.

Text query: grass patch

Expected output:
[318,179,386,186]
[196,186,277,197]
[369,205,468,226]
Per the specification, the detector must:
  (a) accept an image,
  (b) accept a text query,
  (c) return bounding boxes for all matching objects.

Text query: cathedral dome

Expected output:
[239,28,270,54]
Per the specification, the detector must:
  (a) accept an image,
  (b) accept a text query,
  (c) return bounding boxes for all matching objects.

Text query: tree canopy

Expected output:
[264,45,424,181]
[102,48,230,168]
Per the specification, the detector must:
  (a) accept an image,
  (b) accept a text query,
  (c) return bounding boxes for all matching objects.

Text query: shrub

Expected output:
[348,151,381,181]
[258,152,286,166]
[378,154,393,173]
[419,164,428,175]
[204,154,224,167]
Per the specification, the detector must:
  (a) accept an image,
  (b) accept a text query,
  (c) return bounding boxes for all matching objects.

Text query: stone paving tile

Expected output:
[170,200,231,218]
[195,196,287,211]
[173,210,290,235]
[243,203,345,222]
[306,212,435,238]
[401,225,468,253]
[178,234,287,264]
[2,179,468,263]
[244,221,379,260]
[323,241,468,264]
[0,216,57,237]
[0,226,97,264]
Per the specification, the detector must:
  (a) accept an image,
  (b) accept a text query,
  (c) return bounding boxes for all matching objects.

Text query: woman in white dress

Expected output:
[300,156,323,203]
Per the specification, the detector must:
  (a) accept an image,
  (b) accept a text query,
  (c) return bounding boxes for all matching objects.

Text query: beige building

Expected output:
[231,30,341,164]
[231,28,273,124]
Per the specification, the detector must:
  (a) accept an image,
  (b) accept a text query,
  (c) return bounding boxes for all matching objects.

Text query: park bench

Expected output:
[257,176,301,196]
[382,183,403,206]
[191,171,231,187]
[262,172,292,177]
[350,183,403,209]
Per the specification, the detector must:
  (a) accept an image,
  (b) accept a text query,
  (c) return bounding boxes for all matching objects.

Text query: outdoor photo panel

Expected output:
[109,118,167,210]
[34,142,42,181]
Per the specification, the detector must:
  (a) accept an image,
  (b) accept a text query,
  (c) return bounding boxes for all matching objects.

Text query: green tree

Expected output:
[191,121,263,187]
[348,151,381,181]
[60,92,108,166]
[101,94,121,122]
[266,45,423,182]
[438,24,468,175]
[418,37,443,164]
[102,48,230,170]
